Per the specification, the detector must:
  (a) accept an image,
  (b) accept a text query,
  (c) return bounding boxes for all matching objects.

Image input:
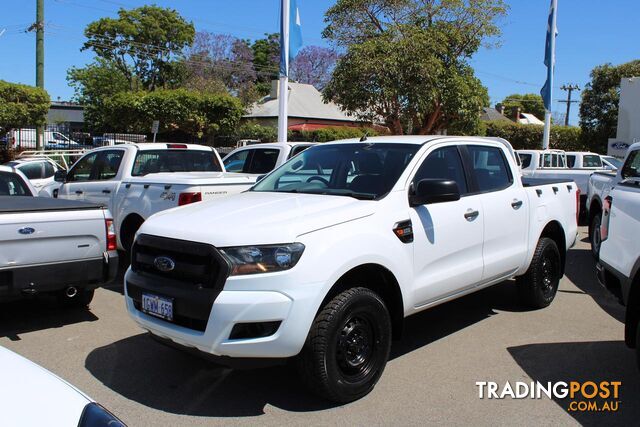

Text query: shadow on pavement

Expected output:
[564,247,626,323]
[86,279,529,416]
[508,341,640,426]
[0,297,98,341]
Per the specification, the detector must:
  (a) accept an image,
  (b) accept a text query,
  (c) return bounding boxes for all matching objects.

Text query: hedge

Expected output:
[226,122,381,145]
[0,80,50,131]
[483,120,587,151]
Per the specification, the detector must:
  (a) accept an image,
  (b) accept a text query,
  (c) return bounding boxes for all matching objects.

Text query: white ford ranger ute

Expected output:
[125,136,579,402]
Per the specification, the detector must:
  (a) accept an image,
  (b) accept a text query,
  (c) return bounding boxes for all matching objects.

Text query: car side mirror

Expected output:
[409,179,460,207]
[54,170,67,182]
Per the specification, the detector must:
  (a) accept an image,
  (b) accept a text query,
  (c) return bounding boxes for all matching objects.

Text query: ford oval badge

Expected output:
[18,227,35,235]
[153,256,176,272]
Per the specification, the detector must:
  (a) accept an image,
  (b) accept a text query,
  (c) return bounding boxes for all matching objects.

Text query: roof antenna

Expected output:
[359,132,368,142]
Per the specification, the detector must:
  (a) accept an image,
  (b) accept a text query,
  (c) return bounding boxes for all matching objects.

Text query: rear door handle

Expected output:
[102,189,111,194]
[464,209,480,221]
[511,200,523,210]
[75,190,83,195]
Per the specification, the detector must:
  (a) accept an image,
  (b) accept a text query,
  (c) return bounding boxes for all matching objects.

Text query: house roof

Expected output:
[518,113,545,125]
[480,107,511,122]
[245,82,359,123]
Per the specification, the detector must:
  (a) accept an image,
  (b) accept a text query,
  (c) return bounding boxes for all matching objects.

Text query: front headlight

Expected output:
[220,243,305,276]
[78,402,126,426]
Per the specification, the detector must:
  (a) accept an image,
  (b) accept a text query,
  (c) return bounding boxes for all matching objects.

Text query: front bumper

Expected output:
[124,268,325,358]
[0,251,118,300]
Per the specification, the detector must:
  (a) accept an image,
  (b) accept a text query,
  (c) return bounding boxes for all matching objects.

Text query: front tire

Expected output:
[296,287,392,403]
[517,237,561,309]
[589,213,602,259]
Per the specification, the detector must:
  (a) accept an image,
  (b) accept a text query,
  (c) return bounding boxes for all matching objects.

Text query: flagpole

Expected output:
[542,0,558,150]
[278,0,290,143]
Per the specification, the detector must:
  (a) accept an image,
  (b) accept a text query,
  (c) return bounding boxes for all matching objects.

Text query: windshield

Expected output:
[251,143,420,200]
[132,149,222,176]
[0,172,32,196]
[603,156,623,169]
[622,150,640,179]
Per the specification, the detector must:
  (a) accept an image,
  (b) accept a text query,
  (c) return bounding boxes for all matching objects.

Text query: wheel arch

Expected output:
[625,272,640,348]
[119,213,145,250]
[538,220,567,275]
[320,263,405,340]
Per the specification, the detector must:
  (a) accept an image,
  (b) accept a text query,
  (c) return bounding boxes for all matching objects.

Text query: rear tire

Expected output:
[296,287,392,403]
[57,289,94,309]
[589,213,602,260]
[636,322,640,371]
[517,237,561,309]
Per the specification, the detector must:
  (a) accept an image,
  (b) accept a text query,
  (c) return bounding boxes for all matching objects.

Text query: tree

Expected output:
[0,80,50,131]
[499,93,545,121]
[580,60,640,152]
[82,5,195,91]
[322,0,505,135]
[290,46,339,90]
[101,89,244,138]
[67,59,131,131]
[183,32,258,103]
[251,33,280,95]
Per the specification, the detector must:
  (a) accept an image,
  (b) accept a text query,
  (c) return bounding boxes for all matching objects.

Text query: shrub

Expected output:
[484,120,586,151]
[0,80,50,131]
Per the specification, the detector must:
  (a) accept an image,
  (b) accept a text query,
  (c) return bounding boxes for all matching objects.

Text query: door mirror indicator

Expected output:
[409,179,460,207]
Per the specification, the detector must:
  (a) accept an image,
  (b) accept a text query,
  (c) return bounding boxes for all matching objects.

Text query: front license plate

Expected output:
[142,293,174,321]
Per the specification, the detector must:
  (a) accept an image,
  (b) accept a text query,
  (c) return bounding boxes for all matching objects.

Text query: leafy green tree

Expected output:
[0,80,50,131]
[67,59,131,131]
[82,5,195,91]
[499,93,545,121]
[322,0,506,135]
[251,33,280,96]
[101,89,243,138]
[580,60,640,152]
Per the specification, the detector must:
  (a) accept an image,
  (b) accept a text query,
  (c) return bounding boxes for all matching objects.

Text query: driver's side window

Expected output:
[413,146,468,194]
[66,152,98,182]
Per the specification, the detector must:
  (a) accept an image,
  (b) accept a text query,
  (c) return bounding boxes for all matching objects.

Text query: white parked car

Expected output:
[125,136,578,402]
[222,142,315,175]
[0,346,125,426]
[4,157,61,192]
[587,143,640,257]
[596,148,640,369]
[54,143,256,251]
[0,165,37,196]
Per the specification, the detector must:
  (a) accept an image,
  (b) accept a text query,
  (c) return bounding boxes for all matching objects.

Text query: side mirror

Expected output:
[54,170,67,182]
[409,179,460,207]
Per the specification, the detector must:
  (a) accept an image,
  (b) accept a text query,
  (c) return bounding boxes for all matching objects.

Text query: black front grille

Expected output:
[127,234,231,332]
[131,234,229,288]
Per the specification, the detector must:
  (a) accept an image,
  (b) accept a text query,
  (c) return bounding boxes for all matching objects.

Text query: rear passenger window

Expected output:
[566,155,576,168]
[246,149,280,174]
[413,146,468,194]
[18,162,42,180]
[467,145,513,192]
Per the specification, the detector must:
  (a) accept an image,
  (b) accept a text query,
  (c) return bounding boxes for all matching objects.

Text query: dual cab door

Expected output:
[409,143,528,307]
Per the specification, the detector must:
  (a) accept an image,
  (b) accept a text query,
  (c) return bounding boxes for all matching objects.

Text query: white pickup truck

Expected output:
[222,142,315,175]
[124,136,578,402]
[596,149,640,369]
[53,143,256,251]
[0,193,118,307]
[586,142,640,257]
[517,149,596,211]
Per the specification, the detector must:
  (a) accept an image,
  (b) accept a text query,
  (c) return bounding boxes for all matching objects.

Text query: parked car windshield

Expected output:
[0,172,32,196]
[132,150,222,176]
[251,143,420,200]
[603,156,623,169]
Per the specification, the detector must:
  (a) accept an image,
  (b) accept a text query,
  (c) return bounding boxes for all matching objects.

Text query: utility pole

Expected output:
[27,0,45,150]
[559,84,580,126]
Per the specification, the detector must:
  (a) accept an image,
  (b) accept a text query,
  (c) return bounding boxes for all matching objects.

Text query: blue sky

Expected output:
[1,0,638,126]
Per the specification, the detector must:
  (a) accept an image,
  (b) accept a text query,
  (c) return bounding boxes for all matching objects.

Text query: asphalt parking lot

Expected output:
[1,227,639,426]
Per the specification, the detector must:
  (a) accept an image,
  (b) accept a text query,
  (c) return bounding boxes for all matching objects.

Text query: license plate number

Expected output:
[142,293,174,321]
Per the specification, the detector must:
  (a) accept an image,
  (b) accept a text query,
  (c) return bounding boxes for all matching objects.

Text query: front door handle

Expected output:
[75,190,83,195]
[464,209,480,221]
[511,199,523,210]
[102,189,111,194]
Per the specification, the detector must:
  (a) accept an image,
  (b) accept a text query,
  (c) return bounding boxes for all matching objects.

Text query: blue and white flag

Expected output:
[280,0,303,77]
[541,0,558,111]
